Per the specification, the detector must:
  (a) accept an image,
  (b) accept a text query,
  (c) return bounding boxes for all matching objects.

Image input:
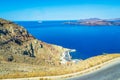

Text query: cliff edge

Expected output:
[0,18,67,65]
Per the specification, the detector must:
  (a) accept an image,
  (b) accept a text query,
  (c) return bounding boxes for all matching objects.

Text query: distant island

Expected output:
[64,18,120,26]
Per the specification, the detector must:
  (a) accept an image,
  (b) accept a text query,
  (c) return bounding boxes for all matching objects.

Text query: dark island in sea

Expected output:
[64,18,120,26]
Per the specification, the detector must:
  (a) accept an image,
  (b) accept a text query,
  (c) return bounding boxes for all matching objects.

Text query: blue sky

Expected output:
[0,0,120,21]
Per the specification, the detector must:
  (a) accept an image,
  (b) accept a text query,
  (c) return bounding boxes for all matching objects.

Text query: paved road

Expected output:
[66,62,120,80]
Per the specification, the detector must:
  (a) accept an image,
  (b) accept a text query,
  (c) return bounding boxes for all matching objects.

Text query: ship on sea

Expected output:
[38,20,42,23]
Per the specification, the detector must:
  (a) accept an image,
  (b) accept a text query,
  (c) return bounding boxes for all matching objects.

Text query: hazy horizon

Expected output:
[0,0,120,21]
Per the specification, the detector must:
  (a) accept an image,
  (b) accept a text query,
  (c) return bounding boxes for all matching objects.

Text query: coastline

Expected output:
[2,57,120,80]
[60,49,77,64]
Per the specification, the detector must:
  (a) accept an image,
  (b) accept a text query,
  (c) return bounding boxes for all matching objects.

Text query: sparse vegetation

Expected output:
[0,54,120,79]
[7,55,14,62]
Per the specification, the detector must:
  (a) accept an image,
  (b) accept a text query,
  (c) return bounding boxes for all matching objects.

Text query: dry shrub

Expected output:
[0,54,120,79]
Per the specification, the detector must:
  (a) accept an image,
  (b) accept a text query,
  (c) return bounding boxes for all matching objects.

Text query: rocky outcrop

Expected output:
[60,49,76,64]
[64,18,120,26]
[0,18,68,65]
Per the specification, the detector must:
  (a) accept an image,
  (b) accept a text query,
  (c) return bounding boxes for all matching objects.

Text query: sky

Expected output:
[0,0,120,21]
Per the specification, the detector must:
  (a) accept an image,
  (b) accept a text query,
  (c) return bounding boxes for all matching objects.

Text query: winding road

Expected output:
[2,58,120,80]
[66,60,120,80]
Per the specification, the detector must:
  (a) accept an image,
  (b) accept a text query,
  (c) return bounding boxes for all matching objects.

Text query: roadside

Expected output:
[2,57,120,80]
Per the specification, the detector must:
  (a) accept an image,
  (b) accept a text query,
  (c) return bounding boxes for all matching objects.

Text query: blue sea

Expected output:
[15,21,120,59]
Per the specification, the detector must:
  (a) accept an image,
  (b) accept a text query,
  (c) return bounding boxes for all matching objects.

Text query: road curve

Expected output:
[66,60,120,80]
[2,58,120,80]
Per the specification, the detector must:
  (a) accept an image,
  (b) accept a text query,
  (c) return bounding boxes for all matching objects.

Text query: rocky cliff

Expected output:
[0,18,67,65]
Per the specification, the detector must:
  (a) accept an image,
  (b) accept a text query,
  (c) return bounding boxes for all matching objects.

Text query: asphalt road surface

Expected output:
[66,62,120,80]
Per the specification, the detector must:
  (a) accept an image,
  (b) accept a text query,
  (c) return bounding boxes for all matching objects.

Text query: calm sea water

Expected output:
[15,21,120,59]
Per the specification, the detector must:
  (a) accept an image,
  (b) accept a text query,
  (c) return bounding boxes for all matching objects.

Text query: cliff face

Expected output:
[0,18,67,65]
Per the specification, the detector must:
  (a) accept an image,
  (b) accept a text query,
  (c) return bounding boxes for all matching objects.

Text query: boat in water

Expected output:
[38,20,42,23]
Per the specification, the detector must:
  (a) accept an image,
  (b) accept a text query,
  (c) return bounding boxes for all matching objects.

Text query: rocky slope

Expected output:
[0,18,67,65]
[64,18,120,26]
